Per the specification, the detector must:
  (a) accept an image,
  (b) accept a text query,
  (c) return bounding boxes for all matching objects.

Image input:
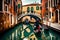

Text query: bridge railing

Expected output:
[18,13,41,20]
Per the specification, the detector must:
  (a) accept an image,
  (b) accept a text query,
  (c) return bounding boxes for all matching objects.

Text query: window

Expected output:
[52,13,54,16]
[14,2,15,11]
[8,0,10,3]
[15,6,17,13]
[5,6,7,11]
[54,0,57,6]
[14,2,17,13]
[0,0,2,11]
[6,0,10,3]
[49,12,51,18]
[51,0,55,7]
[31,7,34,13]
[5,0,10,4]
[27,7,30,13]
[36,6,39,10]
[18,4,21,8]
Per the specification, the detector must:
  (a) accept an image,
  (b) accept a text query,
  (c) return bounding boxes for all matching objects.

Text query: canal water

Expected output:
[0,23,60,40]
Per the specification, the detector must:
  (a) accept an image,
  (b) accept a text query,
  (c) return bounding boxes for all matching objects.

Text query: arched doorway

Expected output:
[27,7,30,13]
[55,10,58,23]
[31,7,34,13]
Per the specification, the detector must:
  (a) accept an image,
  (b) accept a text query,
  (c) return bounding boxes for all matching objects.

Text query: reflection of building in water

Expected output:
[23,33,38,40]
[19,24,38,40]
[28,33,38,40]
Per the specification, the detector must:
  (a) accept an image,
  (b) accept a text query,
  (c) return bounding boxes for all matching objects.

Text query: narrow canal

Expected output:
[0,23,60,40]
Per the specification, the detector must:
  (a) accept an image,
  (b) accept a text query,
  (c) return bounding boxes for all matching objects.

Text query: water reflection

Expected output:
[1,23,60,40]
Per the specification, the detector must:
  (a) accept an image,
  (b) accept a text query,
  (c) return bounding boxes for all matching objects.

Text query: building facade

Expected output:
[22,4,41,14]
[48,0,60,24]
[0,0,22,32]
[42,0,60,24]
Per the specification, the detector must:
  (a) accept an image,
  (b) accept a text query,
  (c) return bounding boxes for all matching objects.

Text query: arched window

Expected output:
[18,4,21,8]
[36,6,39,10]
[27,7,30,13]
[55,10,58,23]
[31,7,34,13]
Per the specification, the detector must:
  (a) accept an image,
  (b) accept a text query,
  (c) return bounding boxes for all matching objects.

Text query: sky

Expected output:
[22,0,41,5]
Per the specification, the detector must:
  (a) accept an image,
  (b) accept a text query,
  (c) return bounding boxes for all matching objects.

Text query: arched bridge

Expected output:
[18,13,42,22]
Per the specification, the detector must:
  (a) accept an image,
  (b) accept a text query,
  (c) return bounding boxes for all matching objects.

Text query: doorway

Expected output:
[55,10,58,23]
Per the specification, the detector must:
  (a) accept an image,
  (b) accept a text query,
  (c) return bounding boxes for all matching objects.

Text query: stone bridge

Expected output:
[18,13,42,22]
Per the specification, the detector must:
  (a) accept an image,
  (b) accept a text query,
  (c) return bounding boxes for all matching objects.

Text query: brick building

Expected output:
[41,0,48,18]
[47,0,60,24]
[0,0,22,32]
[42,0,60,24]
